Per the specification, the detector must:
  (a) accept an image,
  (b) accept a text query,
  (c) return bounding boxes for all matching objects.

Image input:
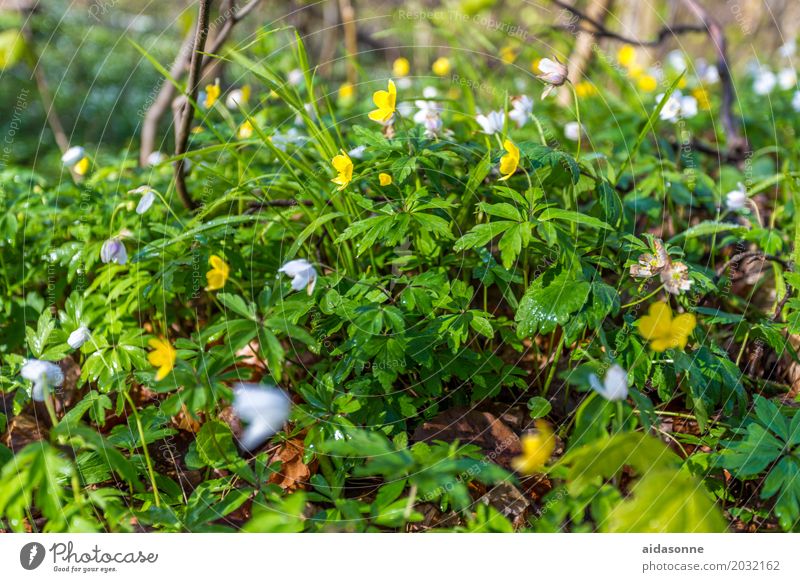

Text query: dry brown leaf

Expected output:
[3,413,48,453]
[268,438,314,491]
[412,407,521,469]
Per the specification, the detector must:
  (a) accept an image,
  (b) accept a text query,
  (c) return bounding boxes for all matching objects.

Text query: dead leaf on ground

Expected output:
[412,407,521,469]
[268,438,315,491]
[3,413,49,453]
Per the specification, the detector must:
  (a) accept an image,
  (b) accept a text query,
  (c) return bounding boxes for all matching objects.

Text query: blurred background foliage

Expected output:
[1,0,799,172]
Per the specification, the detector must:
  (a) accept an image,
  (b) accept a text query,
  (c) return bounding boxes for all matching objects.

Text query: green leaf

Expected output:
[607,468,727,533]
[537,208,613,231]
[195,420,240,469]
[516,266,591,338]
[527,396,552,419]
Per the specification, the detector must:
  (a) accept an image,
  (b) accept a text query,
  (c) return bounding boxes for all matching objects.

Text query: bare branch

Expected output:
[174,0,213,210]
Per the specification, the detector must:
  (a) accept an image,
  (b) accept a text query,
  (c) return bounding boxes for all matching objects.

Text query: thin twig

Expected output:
[174,0,214,210]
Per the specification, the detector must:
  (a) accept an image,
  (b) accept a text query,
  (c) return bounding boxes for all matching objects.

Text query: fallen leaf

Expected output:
[412,407,521,469]
[268,438,314,491]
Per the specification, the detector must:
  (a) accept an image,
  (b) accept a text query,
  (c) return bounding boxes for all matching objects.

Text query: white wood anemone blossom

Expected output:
[130,186,156,215]
[475,110,504,135]
[508,95,533,128]
[279,259,317,295]
[537,57,568,98]
[588,364,629,402]
[100,238,128,265]
[61,146,85,167]
[20,360,64,401]
[67,326,91,349]
[232,383,292,451]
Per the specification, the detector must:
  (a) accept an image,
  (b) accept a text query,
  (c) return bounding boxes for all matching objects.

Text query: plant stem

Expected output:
[123,391,161,508]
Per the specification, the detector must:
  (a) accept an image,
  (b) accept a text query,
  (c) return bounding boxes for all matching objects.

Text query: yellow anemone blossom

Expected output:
[368,79,397,124]
[499,45,517,64]
[237,120,254,139]
[617,44,637,69]
[498,139,520,181]
[431,57,451,76]
[379,173,392,186]
[240,84,251,103]
[204,82,221,108]
[148,337,176,381]
[575,81,597,97]
[512,420,555,475]
[74,157,90,176]
[331,150,354,190]
[338,82,355,100]
[637,74,658,92]
[393,57,410,77]
[206,255,230,291]
[637,301,697,352]
[692,87,711,110]
[531,58,541,74]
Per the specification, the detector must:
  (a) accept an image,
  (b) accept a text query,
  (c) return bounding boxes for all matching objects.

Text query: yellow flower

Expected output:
[531,58,541,74]
[512,420,555,475]
[431,57,451,76]
[368,79,397,124]
[206,255,230,291]
[331,150,354,190]
[237,120,254,139]
[575,81,597,97]
[204,82,221,108]
[499,45,517,64]
[617,44,637,69]
[637,302,697,352]
[498,139,520,181]
[637,74,658,92]
[379,172,392,186]
[692,87,711,110]
[147,337,176,381]
[338,82,355,100]
[677,77,688,89]
[393,57,410,77]
[73,157,90,176]
[240,84,251,103]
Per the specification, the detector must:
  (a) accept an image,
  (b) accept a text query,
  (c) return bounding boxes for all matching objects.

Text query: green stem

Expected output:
[542,333,565,397]
[123,391,161,508]
[569,81,582,162]
[621,284,664,309]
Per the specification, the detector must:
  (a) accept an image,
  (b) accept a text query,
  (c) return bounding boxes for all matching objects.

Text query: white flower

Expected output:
[146,151,165,166]
[508,95,533,128]
[660,261,693,295]
[279,258,317,295]
[100,238,127,265]
[287,68,304,86]
[413,88,441,125]
[20,359,64,401]
[564,121,582,141]
[725,183,747,211]
[422,113,443,138]
[348,145,367,159]
[657,91,697,123]
[793,91,800,112]
[271,128,305,152]
[779,40,796,58]
[475,110,504,135]
[397,101,414,118]
[667,50,687,71]
[697,61,719,84]
[67,326,91,349]
[129,186,156,215]
[537,57,567,85]
[225,88,248,109]
[588,364,628,402]
[61,146,85,167]
[753,69,777,95]
[232,383,291,451]
[778,68,797,90]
